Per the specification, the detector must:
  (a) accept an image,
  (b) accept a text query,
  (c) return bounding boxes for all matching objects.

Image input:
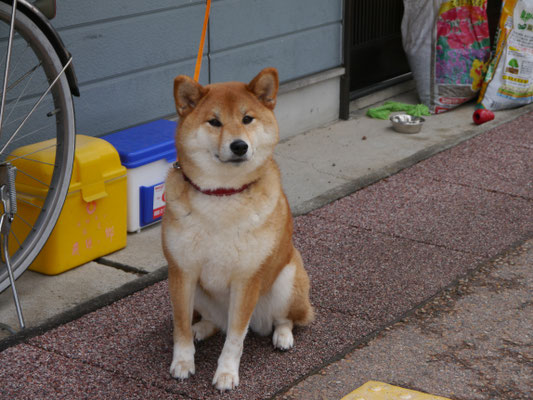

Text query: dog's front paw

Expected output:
[170,342,195,379]
[273,326,294,350]
[213,368,239,391]
[170,358,195,380]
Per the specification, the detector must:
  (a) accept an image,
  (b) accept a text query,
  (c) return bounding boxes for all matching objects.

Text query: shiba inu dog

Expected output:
[162,68,314,391]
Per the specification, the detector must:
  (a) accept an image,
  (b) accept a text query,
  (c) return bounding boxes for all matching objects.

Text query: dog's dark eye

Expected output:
[208,118,222,127]
[242,115,254,125]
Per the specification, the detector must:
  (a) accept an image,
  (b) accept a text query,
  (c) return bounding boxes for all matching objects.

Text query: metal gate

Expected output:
[340,0,411,118]
[348,0,410,95]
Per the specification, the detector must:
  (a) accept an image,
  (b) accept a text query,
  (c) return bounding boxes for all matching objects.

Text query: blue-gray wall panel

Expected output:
[47,1,342,137]
[210,0,342,51]
[61,5,206,84]
[74,58,209,137]
[53,1,204,28]
[210,23,342,83]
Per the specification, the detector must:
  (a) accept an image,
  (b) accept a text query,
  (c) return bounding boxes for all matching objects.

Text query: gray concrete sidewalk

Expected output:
[282,238,533,400]
[0,93,531,399]
[1,85,532,340]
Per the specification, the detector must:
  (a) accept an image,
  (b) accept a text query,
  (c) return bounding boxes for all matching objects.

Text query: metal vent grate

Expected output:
[352,0,404,47]
[345,0,410,94]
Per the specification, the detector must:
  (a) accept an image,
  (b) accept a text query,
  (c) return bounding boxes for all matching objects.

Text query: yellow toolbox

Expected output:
[9,135,127,275]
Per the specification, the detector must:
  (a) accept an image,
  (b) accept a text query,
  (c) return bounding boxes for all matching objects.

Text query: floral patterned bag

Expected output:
[402,0,491,113]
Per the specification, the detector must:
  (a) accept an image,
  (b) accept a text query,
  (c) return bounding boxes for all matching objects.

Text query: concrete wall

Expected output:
[51,0,343,137]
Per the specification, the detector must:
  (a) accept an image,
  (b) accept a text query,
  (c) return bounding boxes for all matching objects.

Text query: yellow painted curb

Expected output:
[341,381,452,400]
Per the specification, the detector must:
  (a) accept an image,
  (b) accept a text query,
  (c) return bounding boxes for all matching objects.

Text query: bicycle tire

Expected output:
[0,2,75,293]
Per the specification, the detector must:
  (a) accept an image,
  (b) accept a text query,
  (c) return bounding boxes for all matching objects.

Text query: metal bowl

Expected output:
[390,114,425,134]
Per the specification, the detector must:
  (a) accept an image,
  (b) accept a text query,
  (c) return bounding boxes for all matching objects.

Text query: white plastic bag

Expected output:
[401,0,439,107]
[478,0,533,110]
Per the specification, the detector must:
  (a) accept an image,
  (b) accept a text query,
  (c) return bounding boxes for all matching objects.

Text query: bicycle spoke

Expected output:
[4,61,39,126]
[14,212,34,230]
[1,41,32,92]
[0,57,71,154]
[0,29,27,65]
[7,154,54,166]
[5,42,30,82]
[16,196,42,210]
[0,100,48,131]
[15,168,51,187]
[0,0,18,134]
[6,123,53,146]
[0,43,32,96]
[3,142,56,162]
[6,61,40,94]
[9,228,21,247]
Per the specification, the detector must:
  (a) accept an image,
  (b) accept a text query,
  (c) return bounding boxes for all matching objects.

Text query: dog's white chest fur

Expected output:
[164,192,277,293]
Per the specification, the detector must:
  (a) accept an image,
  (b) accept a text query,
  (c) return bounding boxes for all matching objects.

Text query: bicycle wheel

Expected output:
[0,2,75,292]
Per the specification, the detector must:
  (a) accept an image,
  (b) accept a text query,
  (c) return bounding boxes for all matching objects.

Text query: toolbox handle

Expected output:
[75,151,108,203]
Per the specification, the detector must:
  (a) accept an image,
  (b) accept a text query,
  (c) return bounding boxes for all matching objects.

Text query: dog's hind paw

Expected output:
[170,359,195,380]
[273,326,294,350]
[193,319,218,341]
[213,370,239,391]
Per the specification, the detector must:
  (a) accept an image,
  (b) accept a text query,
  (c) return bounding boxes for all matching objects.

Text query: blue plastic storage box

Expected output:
[102,119,177,232]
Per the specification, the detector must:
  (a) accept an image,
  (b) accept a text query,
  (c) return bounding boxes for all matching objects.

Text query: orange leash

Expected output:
[193,0,211,82]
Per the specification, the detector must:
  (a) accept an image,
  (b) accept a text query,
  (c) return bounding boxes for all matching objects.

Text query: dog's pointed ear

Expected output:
[247,68,279,110]
[174,75,208,117]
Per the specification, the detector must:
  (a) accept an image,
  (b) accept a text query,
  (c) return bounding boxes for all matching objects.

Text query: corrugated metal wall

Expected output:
[52,0,343,137]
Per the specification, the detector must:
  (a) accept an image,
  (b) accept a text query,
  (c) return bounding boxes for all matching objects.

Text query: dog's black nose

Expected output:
[230,140,248,156]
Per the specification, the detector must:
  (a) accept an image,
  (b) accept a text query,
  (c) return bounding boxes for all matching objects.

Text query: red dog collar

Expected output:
[174,161,253,197]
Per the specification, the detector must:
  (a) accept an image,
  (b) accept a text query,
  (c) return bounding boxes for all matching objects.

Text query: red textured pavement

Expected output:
[1,112,532,399]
